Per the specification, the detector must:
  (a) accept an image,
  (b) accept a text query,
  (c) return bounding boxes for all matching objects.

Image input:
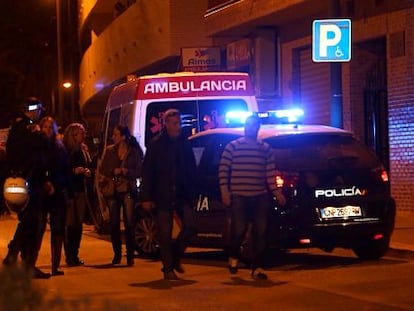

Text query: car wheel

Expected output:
[352,236,390,260]
[135,212,160,258]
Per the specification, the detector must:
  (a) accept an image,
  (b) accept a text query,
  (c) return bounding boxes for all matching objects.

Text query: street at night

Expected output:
[1,214,414,310]
[1,1,414,310]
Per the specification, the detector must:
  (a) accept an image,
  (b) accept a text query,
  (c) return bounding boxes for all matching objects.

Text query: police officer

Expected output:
[2,97,54,279]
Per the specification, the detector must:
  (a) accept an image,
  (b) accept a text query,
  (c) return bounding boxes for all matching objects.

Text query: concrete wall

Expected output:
[79,0,210,109]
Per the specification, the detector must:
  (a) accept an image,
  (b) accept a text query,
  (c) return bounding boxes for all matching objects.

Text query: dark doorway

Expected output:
[361,38,389,170]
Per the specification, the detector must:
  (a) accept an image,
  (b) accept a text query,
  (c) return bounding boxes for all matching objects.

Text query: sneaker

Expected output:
[251,268,268,280]
[228,257,238,274]
[163,270,179,281]
[228,265,238,274]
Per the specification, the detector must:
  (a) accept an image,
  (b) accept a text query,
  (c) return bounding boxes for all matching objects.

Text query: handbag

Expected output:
[98,175,115,198]
[114,148,133,193]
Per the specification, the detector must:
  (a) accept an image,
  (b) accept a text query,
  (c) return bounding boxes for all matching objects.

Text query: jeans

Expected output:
[6,191,46,269]
[229,193,271,269]
[108,192,136,258]
[156,203,197,272]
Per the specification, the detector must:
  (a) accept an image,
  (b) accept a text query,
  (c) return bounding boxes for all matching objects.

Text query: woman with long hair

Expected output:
[100,125,143,266]
[63,123,92,266]
[39,116,71,276]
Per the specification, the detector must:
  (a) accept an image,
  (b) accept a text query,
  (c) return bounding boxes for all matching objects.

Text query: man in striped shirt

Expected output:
[219,115,285,280]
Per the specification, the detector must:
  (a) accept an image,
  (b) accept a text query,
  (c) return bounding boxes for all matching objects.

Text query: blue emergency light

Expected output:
[271,108,304,123]
[225,108,304,126]
[225,111,253,125]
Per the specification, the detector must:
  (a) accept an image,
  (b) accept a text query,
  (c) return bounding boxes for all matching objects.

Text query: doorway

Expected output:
[361,38,389,170]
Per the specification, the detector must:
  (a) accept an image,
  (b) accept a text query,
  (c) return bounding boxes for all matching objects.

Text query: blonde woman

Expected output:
[63,123,92,266]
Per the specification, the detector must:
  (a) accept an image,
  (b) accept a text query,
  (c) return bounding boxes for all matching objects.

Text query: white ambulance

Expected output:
[100,71,258,151]
[93,72,258,232]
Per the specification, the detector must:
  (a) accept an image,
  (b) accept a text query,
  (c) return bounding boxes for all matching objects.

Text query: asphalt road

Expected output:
[1,218,414,311]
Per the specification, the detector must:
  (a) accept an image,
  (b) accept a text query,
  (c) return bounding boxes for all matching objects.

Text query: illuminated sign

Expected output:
[138,75,254,99]
[312,19,352,62]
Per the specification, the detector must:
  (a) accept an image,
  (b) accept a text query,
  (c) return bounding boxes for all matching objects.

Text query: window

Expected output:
[145,99,247,147]
[266,134,380,171]
[106,108,121,145]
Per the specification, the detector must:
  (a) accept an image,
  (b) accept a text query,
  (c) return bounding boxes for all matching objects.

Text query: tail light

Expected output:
[372,166,389,183]
[380,170,389,182]
[373,233,384,240]
[275,172,299,188]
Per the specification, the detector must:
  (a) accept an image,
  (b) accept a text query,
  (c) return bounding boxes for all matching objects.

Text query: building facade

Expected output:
[78,0,211,130]
[78,0,414,211]
[205,0,414,212]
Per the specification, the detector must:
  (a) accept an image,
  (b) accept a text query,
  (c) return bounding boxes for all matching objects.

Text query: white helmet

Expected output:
[3,177,29,213]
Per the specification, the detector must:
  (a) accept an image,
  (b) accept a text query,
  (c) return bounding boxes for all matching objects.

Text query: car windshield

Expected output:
[265,134,381,170]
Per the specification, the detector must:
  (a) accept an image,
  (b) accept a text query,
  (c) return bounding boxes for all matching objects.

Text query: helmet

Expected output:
[3,177,30,213]
[17,97,45,123]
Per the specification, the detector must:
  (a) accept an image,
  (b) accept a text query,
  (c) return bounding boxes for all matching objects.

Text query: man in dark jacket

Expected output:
[141,109,197,280]
[2,98,54,279]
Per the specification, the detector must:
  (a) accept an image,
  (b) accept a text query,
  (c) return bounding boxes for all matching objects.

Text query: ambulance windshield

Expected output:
[145,99,248,146]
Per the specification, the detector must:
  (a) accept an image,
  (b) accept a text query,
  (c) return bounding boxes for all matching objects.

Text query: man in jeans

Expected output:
[219,115,286,280]
[141,109,197,280]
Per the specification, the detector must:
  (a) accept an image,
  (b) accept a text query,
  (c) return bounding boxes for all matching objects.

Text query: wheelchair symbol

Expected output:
[335,46,344,58]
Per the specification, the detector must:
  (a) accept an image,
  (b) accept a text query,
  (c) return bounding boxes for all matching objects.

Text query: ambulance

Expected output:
[100,71,258,151]
[93,72,258,231]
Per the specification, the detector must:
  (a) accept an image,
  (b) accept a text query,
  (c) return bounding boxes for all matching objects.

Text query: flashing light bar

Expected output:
[271,108,304,123]
[225,111,252,125]
[225,108,305,126]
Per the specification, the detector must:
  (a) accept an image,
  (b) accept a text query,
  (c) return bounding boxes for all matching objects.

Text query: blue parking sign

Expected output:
[312,19,351,62]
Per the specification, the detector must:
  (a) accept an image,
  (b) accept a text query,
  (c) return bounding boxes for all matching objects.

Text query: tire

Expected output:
[352,236,390,260]
[135,211,160,258]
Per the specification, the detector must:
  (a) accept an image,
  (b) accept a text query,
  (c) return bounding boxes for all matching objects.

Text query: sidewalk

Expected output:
[387,210,414,258]
[0,210,413,262]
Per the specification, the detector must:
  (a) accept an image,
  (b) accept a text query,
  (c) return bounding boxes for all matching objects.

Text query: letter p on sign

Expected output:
[312,19,351,62]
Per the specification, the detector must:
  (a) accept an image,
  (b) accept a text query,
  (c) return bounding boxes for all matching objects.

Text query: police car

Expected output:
[134,110,396,260]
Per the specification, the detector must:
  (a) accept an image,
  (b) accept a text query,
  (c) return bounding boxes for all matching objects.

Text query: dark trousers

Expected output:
[108,192,136,258]
[6,192,46,269]
[156,203,197,272]
[44,190,67,271]
[64,192,86,263]
[229,193,271,270]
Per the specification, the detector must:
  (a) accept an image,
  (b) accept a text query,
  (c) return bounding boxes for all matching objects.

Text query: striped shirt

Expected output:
[219,137,277,197]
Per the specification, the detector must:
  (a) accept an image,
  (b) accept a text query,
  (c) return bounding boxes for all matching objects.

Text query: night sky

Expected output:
[0,1,57,127]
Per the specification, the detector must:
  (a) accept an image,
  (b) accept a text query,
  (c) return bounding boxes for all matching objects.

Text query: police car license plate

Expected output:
[320,206,362,219]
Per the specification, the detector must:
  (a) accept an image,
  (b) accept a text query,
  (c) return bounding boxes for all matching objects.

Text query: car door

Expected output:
[190,133,240,248]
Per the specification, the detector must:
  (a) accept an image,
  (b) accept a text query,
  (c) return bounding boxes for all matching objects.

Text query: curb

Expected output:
[387,245,414,259]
